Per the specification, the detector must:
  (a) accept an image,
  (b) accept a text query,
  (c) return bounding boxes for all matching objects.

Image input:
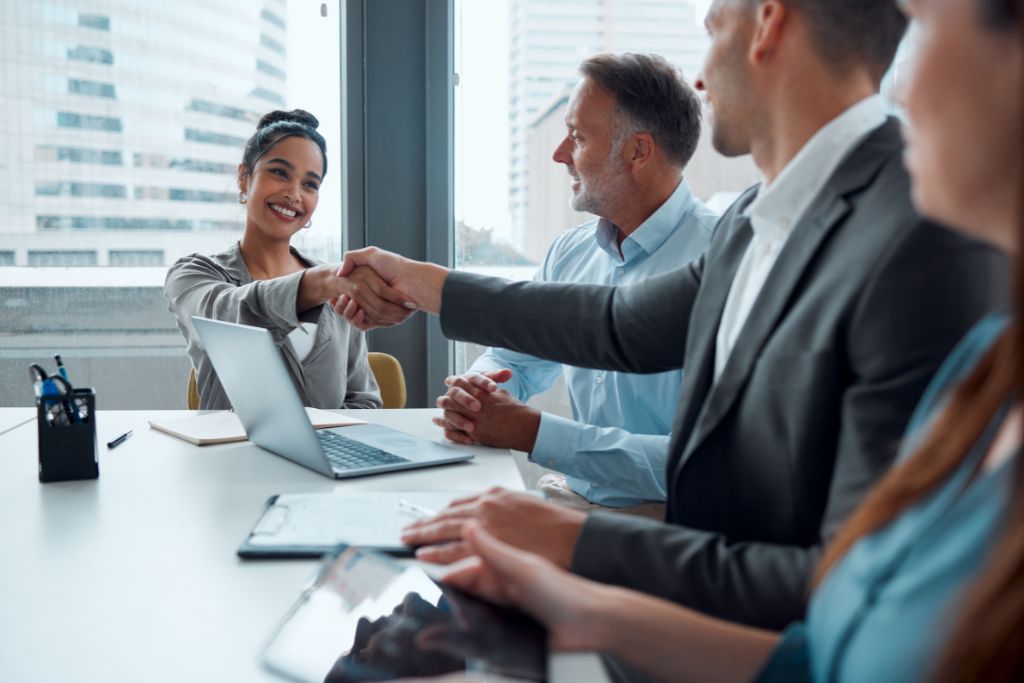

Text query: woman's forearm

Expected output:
[296,265,332,313]
[440,523,781,683]
[583,583,779,683]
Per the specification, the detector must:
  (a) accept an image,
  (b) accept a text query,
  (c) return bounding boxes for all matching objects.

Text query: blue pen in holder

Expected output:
[37,387,99,483]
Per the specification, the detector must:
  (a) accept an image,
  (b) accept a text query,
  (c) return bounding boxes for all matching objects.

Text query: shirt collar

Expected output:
[744,94,889,242]
[595,177,696,262]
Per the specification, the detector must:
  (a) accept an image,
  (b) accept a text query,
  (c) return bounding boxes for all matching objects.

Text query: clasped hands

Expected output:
[432,369,543,452]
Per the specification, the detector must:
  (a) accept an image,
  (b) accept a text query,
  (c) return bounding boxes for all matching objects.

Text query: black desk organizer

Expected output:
[37,388,99,483]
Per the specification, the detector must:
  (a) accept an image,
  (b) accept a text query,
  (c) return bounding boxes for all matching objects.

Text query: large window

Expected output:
[0,1,342,408]
[452,0,759,411]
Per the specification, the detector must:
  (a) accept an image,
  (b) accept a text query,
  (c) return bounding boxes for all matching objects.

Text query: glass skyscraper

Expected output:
[507,0,710,251]
[0,0,289,267]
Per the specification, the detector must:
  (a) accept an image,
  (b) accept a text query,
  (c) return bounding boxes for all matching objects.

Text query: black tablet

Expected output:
[261,546,547,682]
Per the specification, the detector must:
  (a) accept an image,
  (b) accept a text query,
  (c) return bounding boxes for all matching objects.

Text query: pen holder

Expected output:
[37,388,99,483]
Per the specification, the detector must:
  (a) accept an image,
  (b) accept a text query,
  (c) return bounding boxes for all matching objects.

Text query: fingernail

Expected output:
[404,302,418,309]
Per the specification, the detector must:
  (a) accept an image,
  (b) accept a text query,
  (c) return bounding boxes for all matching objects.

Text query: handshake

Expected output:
[321,247,541,453]
[316,246,445,330]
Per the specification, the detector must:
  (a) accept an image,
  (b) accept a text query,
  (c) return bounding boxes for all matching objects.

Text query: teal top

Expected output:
[754,314,1015,683]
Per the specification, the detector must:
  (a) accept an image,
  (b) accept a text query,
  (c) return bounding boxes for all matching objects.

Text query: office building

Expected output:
[508,0,710,252]
[0,0,289,267]
[521,87,763,263]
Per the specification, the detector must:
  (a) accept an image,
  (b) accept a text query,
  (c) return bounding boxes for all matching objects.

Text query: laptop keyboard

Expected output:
[317,430,412,471]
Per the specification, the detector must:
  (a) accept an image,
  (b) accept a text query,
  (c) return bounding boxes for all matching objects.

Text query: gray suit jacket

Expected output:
[439,119,1008,628]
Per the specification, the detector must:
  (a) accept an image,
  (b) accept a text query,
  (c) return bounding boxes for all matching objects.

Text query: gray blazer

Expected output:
[165,242,381,411]
[439,119,1008,629]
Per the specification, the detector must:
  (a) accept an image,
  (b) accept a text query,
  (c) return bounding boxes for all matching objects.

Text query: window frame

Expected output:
[1,1,454,409]
[343,0,455,407]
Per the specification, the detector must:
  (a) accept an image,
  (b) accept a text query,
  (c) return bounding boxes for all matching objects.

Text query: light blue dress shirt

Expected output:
[753,314,1015,683]
[469,179,717,506]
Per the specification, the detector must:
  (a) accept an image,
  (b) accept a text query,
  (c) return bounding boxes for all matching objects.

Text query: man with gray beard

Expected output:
[434,53,718,512]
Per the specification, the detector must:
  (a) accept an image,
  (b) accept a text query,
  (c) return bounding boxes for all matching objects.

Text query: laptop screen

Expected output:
[262,547,547,682]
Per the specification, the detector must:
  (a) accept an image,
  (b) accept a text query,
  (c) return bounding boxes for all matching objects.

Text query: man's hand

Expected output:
[299,264,412,326]
[338,265,416,326]
[333,247,449,329]
[432,370,541,452]
[432,370,507,445]
[400,487,586,568]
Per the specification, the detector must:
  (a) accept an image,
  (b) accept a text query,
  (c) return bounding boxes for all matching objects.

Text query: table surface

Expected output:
[0,408,597,683]
[0,406,35,436]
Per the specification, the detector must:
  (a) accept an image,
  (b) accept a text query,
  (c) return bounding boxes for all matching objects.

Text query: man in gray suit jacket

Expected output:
[335,0,1007,629]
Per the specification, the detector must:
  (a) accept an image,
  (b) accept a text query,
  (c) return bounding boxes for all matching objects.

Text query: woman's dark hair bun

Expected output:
[241,108,328,178]
[256,109,320,131]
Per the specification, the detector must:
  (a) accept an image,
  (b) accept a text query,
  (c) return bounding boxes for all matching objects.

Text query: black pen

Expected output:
[107,430,133,449]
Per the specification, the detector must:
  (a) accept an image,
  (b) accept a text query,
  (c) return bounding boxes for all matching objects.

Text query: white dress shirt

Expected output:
[714,95,889,380]
[285,322,318,363]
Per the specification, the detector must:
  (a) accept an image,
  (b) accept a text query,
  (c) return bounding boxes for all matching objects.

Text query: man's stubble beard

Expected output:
[570,143,631,217]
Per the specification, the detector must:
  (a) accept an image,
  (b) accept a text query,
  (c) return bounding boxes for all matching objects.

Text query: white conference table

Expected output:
[0,408,608,683]
[0,406,35,436]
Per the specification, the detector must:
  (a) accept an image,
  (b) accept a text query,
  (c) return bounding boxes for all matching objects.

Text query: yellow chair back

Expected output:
[368,351,407,409]
[187,368,200,410]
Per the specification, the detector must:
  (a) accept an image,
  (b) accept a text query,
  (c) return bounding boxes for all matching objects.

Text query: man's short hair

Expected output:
[762,0,908,81]
[579,53,702,169]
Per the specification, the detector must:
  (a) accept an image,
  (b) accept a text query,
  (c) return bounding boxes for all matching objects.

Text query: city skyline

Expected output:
[0,0,340,270]
[455,0,760,263]
[506,0,709,253]
[2,0,731,272]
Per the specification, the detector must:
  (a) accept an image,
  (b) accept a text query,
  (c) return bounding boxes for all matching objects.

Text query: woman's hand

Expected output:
[333,247,450,330]
[442,523,782,683]
[440,522,606,652]
[299,264,415,326]
[335,265,418,327]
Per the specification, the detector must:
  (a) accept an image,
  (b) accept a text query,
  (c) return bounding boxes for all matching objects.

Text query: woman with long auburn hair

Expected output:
[432,0,1024,681]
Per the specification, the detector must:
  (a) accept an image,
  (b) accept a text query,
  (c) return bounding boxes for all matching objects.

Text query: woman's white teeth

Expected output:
[271,204,297,218]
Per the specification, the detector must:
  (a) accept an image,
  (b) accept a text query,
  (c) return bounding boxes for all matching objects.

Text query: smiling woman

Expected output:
[0,2,348,410]
[163,110,412,411]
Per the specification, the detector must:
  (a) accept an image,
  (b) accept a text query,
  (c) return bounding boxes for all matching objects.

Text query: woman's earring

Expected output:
[302,219,312,230]
[238,191,247,204]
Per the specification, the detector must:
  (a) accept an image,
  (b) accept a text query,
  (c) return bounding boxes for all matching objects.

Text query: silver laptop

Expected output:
[191,316,473,478]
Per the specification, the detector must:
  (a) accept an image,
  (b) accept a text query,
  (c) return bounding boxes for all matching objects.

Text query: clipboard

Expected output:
[237,491,467,558]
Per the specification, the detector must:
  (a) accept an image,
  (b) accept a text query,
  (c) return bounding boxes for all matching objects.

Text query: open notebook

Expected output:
[148,409,365,446]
